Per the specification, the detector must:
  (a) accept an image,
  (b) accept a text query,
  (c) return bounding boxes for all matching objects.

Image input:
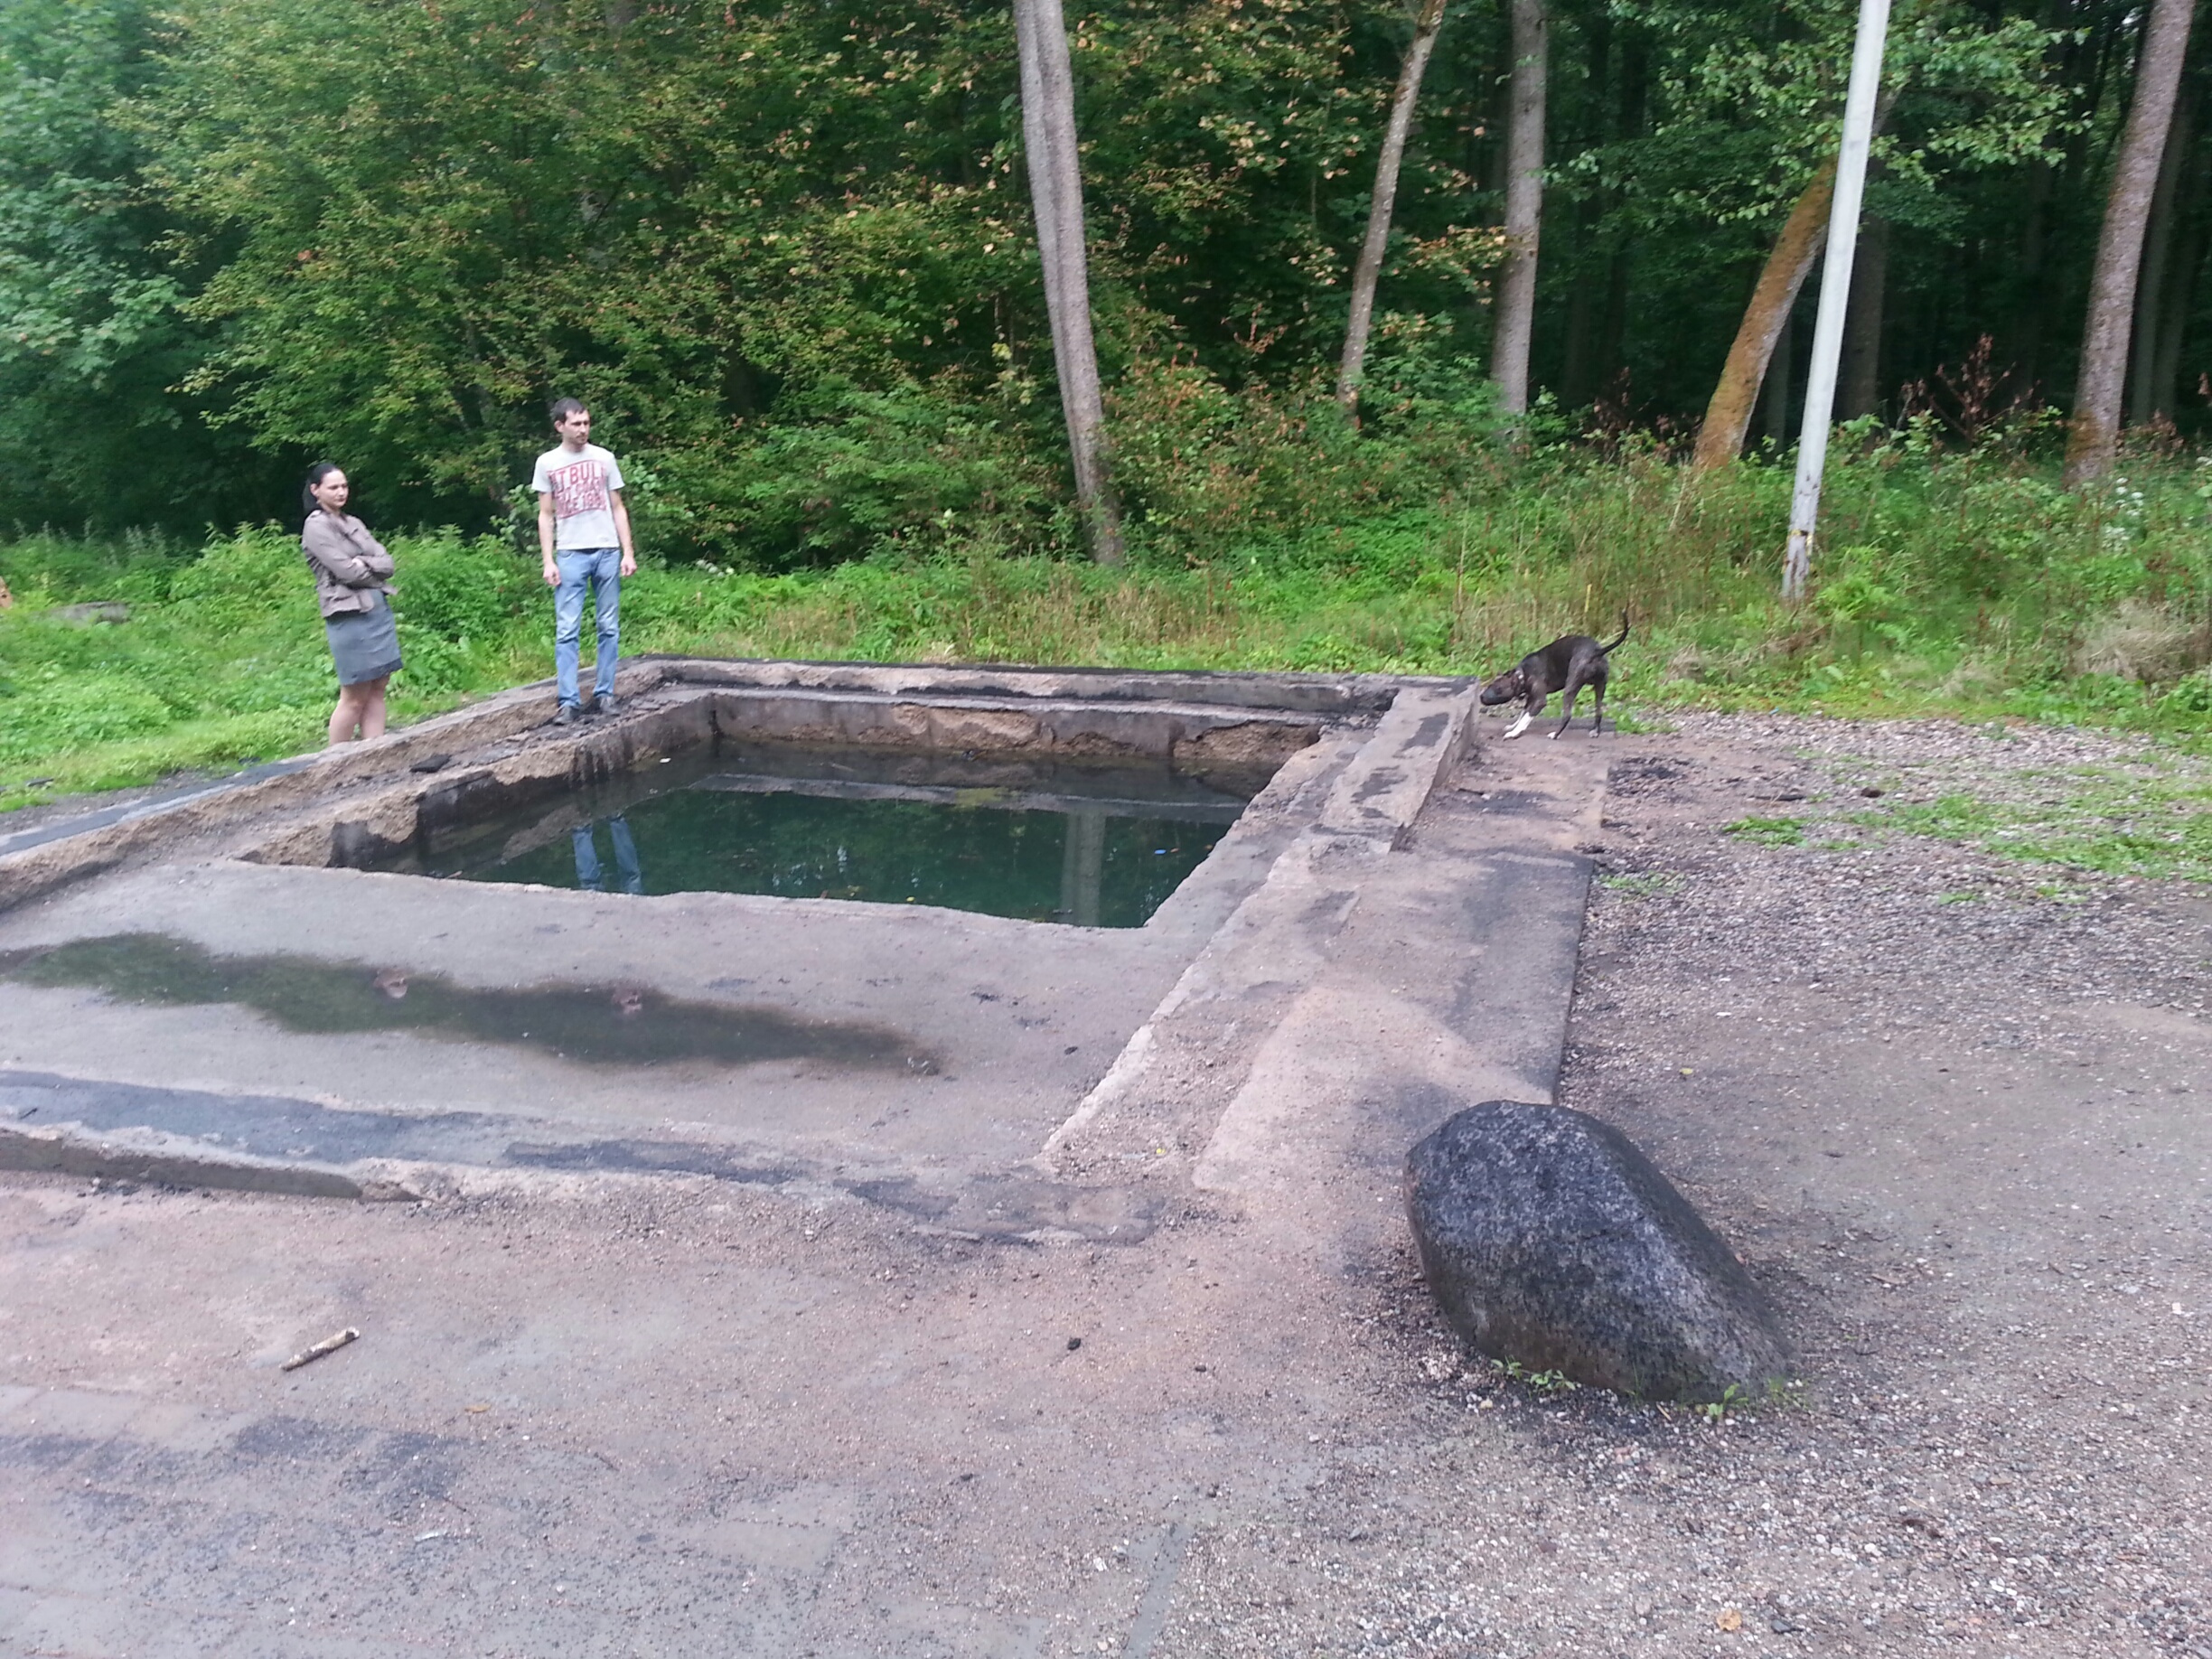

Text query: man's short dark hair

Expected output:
[549,396,588,425]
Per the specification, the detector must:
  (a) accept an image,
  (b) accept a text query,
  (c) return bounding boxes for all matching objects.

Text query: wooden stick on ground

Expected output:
[280,1327,360,1372]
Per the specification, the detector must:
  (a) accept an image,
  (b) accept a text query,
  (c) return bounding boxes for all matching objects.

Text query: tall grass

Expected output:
[5,431,2212,809]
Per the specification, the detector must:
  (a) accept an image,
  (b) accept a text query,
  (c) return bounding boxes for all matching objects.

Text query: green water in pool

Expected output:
[369,742,1267,928]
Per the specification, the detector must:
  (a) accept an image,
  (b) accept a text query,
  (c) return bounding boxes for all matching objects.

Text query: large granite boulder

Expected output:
[1405,1101,1792,1401]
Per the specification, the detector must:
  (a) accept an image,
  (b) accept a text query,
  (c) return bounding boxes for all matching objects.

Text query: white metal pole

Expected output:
[1782,0,1891,600]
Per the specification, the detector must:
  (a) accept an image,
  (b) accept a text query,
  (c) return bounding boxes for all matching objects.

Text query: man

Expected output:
[532,398,637,722]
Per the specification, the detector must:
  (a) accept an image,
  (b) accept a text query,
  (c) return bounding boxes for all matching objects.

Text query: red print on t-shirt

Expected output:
[548,459,609,520]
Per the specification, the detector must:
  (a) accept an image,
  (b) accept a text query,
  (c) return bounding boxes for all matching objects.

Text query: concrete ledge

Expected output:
[0,1121,392,1202]
[2,659,1448,912]
[0,1070,1158,1238]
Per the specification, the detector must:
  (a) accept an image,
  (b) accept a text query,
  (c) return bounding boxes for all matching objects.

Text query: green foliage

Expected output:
[19,445,2212,815]
[391,532,533,646]
[0,0,278,529]
[0,663,173,763]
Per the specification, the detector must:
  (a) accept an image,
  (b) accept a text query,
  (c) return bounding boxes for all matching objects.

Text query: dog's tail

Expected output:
[1596,610,1631,655]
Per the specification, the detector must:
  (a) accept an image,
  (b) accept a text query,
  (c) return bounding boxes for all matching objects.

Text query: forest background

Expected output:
[6,0,2212,818]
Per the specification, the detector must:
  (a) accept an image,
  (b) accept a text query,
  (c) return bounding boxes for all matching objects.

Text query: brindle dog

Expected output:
[1478,614,1630,737]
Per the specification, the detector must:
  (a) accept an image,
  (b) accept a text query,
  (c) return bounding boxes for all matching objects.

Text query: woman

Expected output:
[300,462,402,745]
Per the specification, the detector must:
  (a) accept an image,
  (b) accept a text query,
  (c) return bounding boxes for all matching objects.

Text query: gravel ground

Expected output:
[1156,713,2211,1657]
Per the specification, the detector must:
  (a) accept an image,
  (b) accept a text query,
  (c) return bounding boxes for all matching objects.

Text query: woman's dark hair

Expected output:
[302,461,343,518]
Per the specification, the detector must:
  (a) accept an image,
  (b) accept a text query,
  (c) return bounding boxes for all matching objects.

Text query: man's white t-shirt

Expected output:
[531,443,625,551]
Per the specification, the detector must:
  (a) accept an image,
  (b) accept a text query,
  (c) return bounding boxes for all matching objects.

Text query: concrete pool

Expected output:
[0,657,1589,1242]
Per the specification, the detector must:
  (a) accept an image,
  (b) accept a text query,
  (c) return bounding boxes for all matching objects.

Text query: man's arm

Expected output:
[538,492,558,587]
[610,489,637,577]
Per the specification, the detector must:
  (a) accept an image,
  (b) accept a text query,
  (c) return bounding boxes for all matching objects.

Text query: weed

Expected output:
[1697,1383,1747,1423]
[1494,1358,1581,1398]
[1598,872,1682,898]
[1851,770,2212,882]
[1724,816,1807,847]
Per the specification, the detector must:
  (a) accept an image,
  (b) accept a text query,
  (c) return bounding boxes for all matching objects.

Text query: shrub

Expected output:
[0,664,175,762]
[390,531,532,646]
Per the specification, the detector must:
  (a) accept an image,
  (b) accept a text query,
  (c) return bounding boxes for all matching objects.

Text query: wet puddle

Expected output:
[370,742,1264,928]
[0,933,927,1070]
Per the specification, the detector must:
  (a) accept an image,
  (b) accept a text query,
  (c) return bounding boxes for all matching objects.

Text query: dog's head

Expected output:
[1478,666,1527,706]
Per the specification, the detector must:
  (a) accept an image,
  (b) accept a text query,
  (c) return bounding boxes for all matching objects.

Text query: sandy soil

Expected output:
[1,713,2207,1658]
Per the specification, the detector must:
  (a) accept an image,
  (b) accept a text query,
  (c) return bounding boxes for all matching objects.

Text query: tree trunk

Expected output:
[1839,214,1889,418]
[1336,0,1448,417]
[2131,86,2194,424]
[1690,156,1836,472]
[1014,0,1124,562]
[2066,0,2197,487]
[1492,0,1550,417]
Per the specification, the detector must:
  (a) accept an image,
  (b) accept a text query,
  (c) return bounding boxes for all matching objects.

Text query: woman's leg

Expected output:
[358,676,389,742]
[329,683,366,745]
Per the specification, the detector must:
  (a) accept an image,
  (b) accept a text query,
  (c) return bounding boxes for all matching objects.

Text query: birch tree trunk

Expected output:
[1492,0,1549,417]
[1690,157,1836,472]
[2065,0,2197,488]
[1336,0,1448,417]
[1014,0,1124,562]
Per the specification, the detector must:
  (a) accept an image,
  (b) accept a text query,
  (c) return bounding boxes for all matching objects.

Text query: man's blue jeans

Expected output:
[572,816,643,895]
[554,546,622,707]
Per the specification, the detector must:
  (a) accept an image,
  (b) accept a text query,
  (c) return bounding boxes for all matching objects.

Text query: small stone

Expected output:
[1405,1101,1793,1401]
[1066,1336,1083,1351]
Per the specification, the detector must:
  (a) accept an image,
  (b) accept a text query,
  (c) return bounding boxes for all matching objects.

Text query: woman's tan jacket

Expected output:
[301,511,396,619]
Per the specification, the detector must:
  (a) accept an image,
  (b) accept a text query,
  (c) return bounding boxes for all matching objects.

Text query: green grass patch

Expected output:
[1854,770,2212,881]
[1724,815,1807,847]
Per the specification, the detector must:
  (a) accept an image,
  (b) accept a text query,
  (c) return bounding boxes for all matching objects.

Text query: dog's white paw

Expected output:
[1504,713,1532,739]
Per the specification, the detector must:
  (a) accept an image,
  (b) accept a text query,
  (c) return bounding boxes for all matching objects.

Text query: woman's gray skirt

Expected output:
[325,594,402,687]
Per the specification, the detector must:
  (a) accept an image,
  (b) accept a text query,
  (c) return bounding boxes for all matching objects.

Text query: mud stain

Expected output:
[0,933,927,1071]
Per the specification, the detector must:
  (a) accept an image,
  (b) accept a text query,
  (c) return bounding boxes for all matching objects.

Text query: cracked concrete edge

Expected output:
[1036,687,1483,1172]
[1,660,1472,914]
[0,1107,1173,1242]
[1312,683,1482,846]
[646,654,1467,715]
[0,1121,415,1203]
[0,671,593,913]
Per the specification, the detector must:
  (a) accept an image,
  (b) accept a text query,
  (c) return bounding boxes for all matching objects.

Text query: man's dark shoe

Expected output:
[552,703,581,726]
[595,693,620,717]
